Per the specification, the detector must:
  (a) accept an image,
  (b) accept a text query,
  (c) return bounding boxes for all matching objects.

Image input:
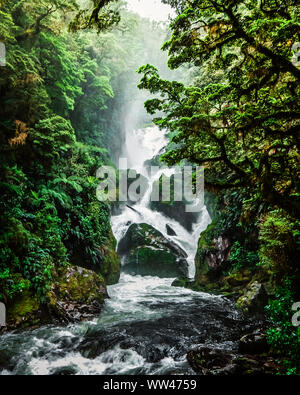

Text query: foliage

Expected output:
[0,0,121,303]
[138,0,300,218]
[197,189,259,271]
[258,209,299,275]
[69,0,120,33]
[0,0,177,305]
[265,278,300,374]
[228,241,258,272]
[137,8,300,373]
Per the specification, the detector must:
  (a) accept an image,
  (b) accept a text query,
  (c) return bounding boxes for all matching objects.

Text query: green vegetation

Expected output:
[265,278,300,375]
[139,0,300,373]
[1,0,299,374]
[0,0,181,326]
[139,0,299,215]
[0,0,123,307]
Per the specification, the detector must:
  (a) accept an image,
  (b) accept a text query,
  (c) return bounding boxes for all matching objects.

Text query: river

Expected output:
[0,272,250,375]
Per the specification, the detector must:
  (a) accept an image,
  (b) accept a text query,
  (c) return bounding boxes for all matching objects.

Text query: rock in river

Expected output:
[117,223,189,278]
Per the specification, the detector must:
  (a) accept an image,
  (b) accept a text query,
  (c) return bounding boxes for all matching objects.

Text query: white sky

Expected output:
[126,0,175,21]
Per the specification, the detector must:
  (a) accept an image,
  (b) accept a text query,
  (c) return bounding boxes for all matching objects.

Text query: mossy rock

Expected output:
[124,247,181,278]
[118,223,166,252]
[5,265,109,330]
[223,269,252,287]
[6,290,41,329]
[197,222,216,250]
[236,281,268,315]
[118,223,189,277]
[53,266,107,304]
[69,227,121,286]
[100,230,121,285]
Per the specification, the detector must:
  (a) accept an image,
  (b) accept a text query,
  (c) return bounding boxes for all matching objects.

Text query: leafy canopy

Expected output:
[138,0,300,217]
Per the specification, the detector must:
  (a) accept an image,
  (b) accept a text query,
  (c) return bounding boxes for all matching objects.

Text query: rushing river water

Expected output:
[0,273,251,375]
[0,127,254,375]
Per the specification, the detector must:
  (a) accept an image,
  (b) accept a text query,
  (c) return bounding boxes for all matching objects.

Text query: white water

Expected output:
[1,273,237,375]
[111,126,211,278]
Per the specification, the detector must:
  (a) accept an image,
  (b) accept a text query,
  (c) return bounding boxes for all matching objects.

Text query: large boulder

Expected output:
[197,231,232,274]
[118,223,189,278]
[166,224,177,236]
[4,266,108,331]
[187,227,233,293]
[50,265,108,322]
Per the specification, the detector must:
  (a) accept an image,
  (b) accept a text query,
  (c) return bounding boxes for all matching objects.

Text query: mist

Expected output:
[103,5,183,161]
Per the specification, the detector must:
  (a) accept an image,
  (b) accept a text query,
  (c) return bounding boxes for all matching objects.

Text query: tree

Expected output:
[69,0,120,33]
[0,0,121,302]
[138,0,300,218]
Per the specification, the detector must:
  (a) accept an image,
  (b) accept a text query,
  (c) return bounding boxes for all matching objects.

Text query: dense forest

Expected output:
[139,0,300,374]
[0,0,299,376]
[0,1,172,318]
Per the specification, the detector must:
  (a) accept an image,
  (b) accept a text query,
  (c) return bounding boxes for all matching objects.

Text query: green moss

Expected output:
[258,210,299,278]
[223,269,252,287]
[7,290,40,328]
[100,230,121,285]
[124,247,180,278]
[55,266,107,304]
[137,247,174,265]
[236,281,268,315]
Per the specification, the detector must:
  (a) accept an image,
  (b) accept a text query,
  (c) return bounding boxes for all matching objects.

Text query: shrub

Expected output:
[259,210,299,275]
[265,278,300,375]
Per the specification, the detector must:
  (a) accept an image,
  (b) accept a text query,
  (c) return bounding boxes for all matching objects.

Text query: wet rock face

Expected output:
[166,224,177,236]
[150,200,200,232]
[148,173,201,232]
[206,236,231,270]
[236,281,268,315]
[118,223,189,278]
[55,300,104,323]
[190,233,234,293]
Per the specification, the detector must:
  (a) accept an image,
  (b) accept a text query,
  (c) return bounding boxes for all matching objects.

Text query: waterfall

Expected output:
[0,128,245,378]
[111,126,211,279]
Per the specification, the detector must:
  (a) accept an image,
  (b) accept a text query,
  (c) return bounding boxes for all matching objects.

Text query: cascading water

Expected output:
[0,126,252,376]
[111,126,211,279]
